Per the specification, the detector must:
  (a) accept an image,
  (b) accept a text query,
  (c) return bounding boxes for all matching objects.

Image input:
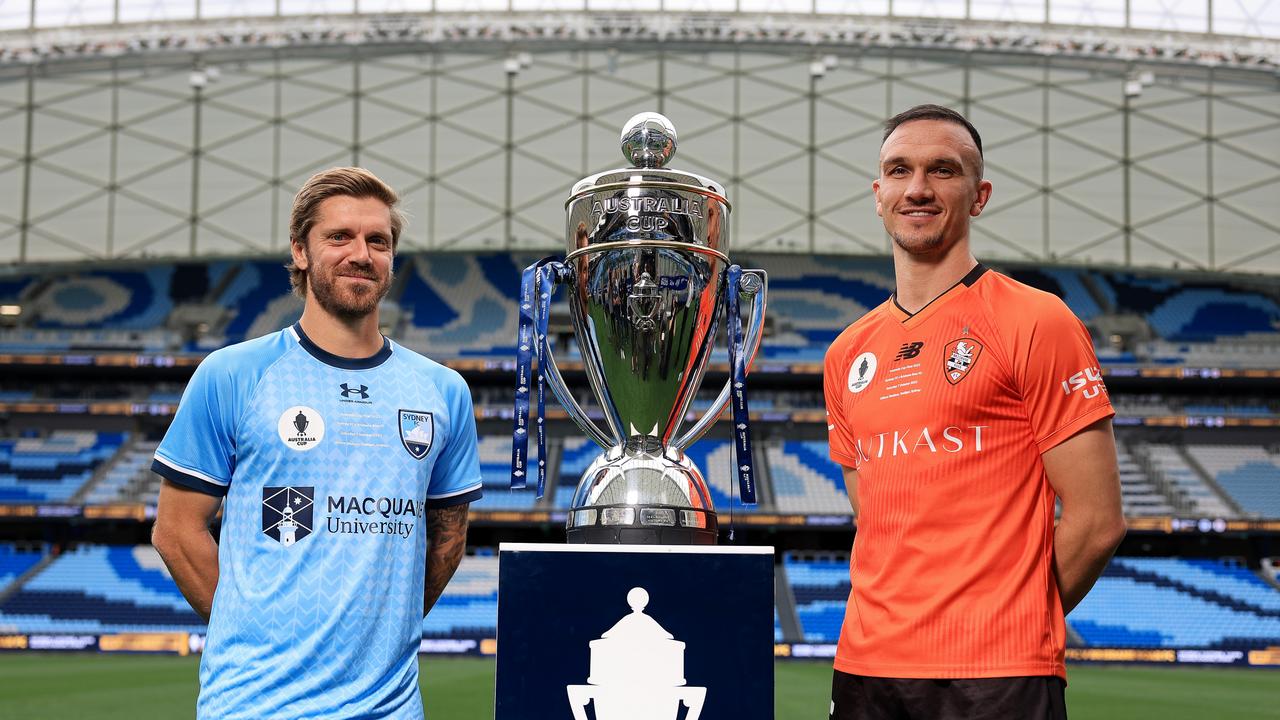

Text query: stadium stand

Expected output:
[1136,444,1238,517]
[1185,445,1280,518]
[421,551,499,639]
[1117,446,1176,517]
[767,441,849,515]
[82,439,161,505]
[783,554,850,643]
[0,544,44,592]
[398,254,532,360]
[1070,557,1280,649]
[472,437,539,511]
[0,431,127,503]
[0,545,205,633]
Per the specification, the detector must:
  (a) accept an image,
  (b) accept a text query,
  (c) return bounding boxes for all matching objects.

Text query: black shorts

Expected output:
[830,669,1067,720]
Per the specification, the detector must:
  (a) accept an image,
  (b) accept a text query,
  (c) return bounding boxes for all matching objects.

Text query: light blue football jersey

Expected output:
[153,323,483,720]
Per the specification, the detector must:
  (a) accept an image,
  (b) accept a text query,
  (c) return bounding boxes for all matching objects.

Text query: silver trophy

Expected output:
[536,112,767,544]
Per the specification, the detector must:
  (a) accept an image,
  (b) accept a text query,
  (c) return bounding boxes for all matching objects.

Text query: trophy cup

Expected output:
[511,112,766,545]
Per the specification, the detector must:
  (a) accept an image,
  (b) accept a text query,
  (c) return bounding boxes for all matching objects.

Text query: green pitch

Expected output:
[0,654,1275,718]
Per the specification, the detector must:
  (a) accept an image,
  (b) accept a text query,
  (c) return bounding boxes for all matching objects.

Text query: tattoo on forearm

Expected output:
[423,503,470,615]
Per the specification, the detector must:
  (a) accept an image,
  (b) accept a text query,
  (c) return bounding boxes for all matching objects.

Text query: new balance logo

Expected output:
[340,383,369,400]
[894,342,924,361]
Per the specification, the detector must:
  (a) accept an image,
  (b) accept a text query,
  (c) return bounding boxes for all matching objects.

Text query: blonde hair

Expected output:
[286,167,405,297]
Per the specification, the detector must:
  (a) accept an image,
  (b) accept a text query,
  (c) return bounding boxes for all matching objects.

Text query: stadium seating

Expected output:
[1070,557,1280,649]
[783,554,850,643]
[0,544,44,592]
[217,260,303,344]
[1140,444,1238,517]
[1185,445,1280,518]
[421,552,499,638]
[83,439,161,505]
[472,436,540,511]
[397,254,533,360]
[1116,447,1175,516]
[0,545,205,633]
[0,431,127,503]
[767,441,850,515]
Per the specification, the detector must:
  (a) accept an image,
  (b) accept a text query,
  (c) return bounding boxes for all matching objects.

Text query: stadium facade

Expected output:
[0,0,1276,271]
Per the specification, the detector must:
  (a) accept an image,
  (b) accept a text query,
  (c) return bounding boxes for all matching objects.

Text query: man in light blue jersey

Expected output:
[151,167,483,720]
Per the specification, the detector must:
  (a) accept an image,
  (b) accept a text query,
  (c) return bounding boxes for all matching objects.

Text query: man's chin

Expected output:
[891,232,947,255]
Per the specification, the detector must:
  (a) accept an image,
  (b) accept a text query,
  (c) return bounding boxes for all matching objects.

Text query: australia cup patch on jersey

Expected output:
[277,406,325,451]
[262,486,314,547]
[847,352,878,394]
[944,338,983,385]
[399,410,435,460]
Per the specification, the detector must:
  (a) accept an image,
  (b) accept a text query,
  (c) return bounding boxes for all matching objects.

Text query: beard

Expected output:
[890,227,947,255]
[306,256,393,322]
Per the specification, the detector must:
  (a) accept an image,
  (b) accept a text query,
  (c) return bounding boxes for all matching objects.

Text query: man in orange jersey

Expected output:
[823,104,1126,719]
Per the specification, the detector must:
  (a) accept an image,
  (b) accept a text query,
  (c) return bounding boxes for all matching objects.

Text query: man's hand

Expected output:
[152,479,223,621]
[424,503,470,616]
[1043,418,1126,614]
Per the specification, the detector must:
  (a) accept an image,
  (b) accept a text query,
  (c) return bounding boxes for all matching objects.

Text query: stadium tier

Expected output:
[0,431,127,503]
[783,554,851,643]
[768,442,849,515]
[422,552,499,639]
[1185,445,1280,518]
[474,437,539,511]
[1070,558,1280,649]
[0,544,43,592]
[0,545,204,634]
[1,254,1277,365]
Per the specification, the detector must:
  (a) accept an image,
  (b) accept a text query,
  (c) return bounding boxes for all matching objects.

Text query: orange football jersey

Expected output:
[823,264,1114,680]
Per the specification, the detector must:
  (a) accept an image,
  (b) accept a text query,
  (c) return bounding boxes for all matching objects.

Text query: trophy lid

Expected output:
[600,587,674,641]
[569,112,726,200]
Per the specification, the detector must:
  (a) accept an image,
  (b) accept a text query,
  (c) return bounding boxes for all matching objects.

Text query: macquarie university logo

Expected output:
[943,338,983,385]
[277,406,324,451]
[399,410,435,460]
[262,486,314,547]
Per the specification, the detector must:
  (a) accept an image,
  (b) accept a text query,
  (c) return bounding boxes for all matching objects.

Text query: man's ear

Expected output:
[290,237,308,271]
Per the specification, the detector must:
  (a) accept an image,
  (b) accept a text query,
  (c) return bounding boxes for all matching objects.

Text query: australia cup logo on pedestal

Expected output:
[509,112,769,545]
[566,587,706,720]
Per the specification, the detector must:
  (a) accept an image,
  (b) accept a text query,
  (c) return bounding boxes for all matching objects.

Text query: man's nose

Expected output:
[346,236,373,264]
[904,170,933,202]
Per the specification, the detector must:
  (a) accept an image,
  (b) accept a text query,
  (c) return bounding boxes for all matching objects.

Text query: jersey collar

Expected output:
[888,263,988,326]
[289,322,393,370]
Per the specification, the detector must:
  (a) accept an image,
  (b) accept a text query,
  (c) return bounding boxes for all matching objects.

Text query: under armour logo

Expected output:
[340,383,370,400]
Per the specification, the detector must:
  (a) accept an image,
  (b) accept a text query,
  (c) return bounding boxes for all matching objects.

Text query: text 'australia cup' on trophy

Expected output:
[515,112,767,545]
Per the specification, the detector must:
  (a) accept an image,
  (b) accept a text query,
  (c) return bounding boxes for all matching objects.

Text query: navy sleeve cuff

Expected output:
[152,459,229,497]
[424,486,483,509]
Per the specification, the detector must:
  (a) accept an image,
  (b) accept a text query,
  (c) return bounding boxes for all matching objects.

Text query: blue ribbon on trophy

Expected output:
[725,264,757,506]
[511,256,567,498]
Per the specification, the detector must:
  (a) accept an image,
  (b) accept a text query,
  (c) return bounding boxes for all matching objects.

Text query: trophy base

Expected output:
[565,446,719,546]
[566,505,718,545]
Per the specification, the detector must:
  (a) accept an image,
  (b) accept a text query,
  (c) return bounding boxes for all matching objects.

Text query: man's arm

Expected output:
[841,466,860,517]
[1043,418,1126,614]
[424,503,470,616]
[152,479,222,621]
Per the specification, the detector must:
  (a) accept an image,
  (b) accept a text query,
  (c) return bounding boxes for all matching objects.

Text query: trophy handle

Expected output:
[538,269,619,450]
[565,685,594,720]
[671,269,767,453]
[679,687,708,720]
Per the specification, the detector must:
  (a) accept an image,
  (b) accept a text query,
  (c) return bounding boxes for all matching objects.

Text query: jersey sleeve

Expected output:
[152,351,238,496]
[1011,298,1115,453]
[426,371,484,508]
[823,339,859,468]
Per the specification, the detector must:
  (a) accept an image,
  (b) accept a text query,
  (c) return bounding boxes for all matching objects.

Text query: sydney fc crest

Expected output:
[944,338,983,385]
[399,410,435,460]
[262,486,314,547]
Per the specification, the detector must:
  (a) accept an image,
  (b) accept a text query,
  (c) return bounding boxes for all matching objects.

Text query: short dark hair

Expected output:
[286,166,405,298]
[882,104,984,171]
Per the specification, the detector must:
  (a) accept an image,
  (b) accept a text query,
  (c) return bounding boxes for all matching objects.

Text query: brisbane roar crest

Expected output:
[943,338,983,385]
